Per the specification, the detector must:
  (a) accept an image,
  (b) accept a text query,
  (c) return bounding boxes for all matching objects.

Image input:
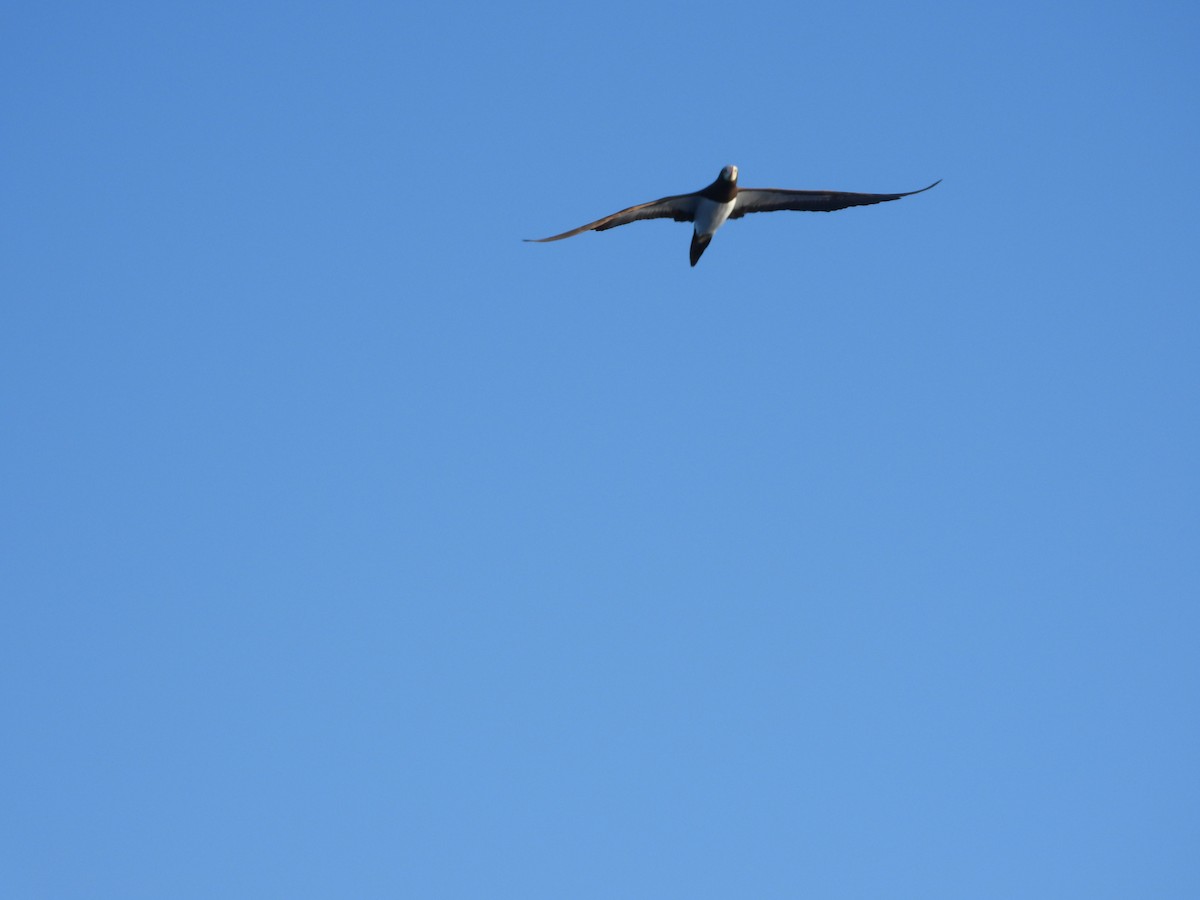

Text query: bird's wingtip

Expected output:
[899,179,941,199]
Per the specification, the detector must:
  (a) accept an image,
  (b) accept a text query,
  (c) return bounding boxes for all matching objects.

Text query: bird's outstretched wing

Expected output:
[525,194,700,242]
[729,180,940,219]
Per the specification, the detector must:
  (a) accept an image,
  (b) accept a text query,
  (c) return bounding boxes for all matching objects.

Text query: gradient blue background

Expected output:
[3,1,1198,896]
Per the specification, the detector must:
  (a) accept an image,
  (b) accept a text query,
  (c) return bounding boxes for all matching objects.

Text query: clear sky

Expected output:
[3,1,1198,897]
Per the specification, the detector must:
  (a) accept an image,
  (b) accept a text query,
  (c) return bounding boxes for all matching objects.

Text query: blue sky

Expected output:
[3,1,1198,896]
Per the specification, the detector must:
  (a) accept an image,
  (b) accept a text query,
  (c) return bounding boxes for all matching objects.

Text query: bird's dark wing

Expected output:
[729,180,940,219]
[525,193,700,242]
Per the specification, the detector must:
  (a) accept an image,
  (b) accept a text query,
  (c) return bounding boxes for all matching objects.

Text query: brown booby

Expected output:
[526,165,939,266]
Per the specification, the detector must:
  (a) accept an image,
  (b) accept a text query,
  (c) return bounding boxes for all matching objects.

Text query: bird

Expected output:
[526,165,939,266]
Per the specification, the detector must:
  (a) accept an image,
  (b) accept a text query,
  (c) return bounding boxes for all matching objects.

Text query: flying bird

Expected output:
[526,165,939,266]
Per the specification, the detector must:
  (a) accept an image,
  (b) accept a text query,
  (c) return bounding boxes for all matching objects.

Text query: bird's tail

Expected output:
[689,231,712,267]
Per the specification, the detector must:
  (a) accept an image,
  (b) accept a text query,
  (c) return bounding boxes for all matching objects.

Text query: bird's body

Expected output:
[691,194,736,266]
[693,196,736,238]
[526,165,939,266]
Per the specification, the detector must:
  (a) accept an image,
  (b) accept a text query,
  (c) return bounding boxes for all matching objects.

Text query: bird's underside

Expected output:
[526,165,939,266]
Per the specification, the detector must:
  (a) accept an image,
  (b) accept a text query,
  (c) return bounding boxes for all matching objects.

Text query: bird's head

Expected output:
[719,165,739,183]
